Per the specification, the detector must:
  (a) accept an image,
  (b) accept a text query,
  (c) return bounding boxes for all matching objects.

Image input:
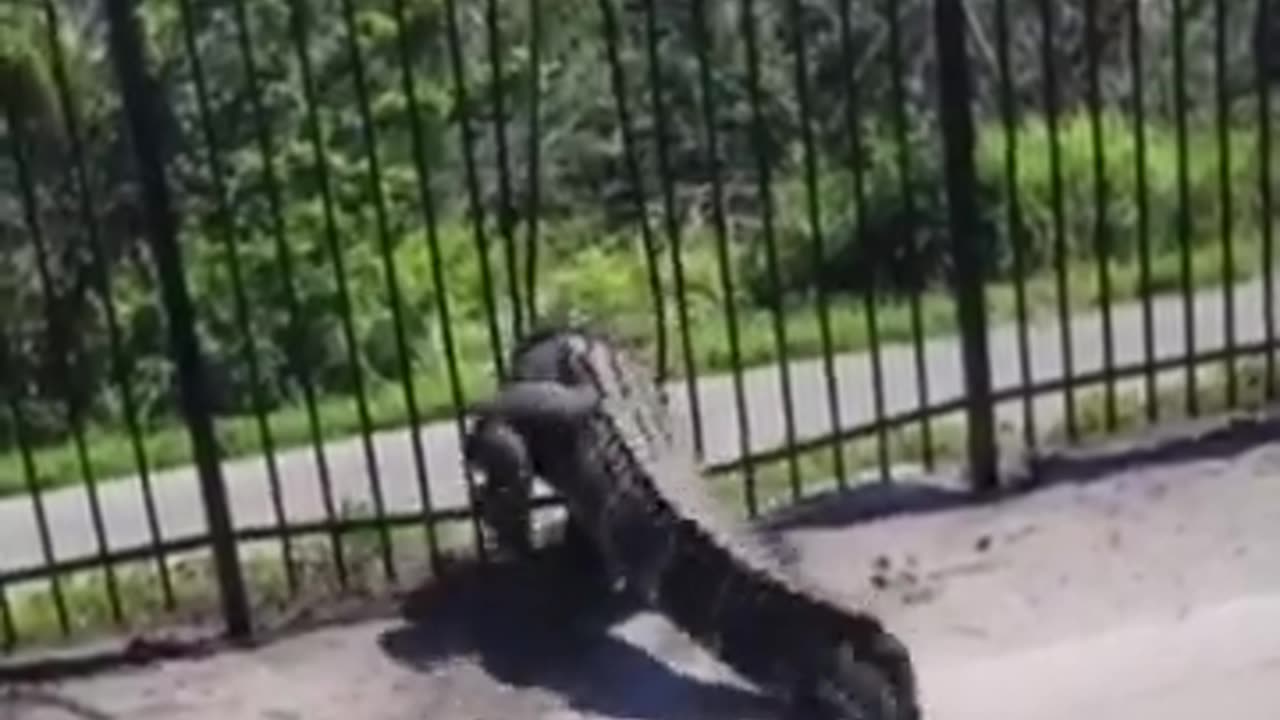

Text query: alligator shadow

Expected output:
[377,548,782,720]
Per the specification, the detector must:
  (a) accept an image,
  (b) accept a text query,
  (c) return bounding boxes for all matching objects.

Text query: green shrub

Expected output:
[980,111,1264,268]
[741,111,1271,305]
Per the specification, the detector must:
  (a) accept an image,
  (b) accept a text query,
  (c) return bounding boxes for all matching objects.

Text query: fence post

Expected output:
[102,0,252,637]
[932,0,999,492]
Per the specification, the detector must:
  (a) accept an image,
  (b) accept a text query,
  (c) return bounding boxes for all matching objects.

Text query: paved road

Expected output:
[1,278,1275,574]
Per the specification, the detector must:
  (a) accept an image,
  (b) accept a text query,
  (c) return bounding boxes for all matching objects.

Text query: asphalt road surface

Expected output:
[3,278,1277,576]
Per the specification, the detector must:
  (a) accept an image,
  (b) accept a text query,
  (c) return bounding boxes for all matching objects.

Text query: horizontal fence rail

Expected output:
[1,0,1278,651]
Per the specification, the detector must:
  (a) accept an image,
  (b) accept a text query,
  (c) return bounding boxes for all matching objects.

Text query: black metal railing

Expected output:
[0,0,1276,651]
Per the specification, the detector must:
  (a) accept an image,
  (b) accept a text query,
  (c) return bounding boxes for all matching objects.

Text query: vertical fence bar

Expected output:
[839,0,891,483]
[886,0,935,469]
[242,0,381,587]
[934,0,997,492]
[639,0,705,457]
[740,0,802,497]
[1214,0,1237,406]
[484,0,523,340]
[786,0,846,485]
[1260,0,1278,399]
[4,391,69,636]
[994,0,1037,451]
[1171,0,1199,417]
[690,0,757,514]
[42,0,176,611]
[280,0,365,586]
[1129,0,1158,422]
[102,0,251,639]
[6,104,123,626]
[1037,0,1078,441]
[443,0,510,378]
[341,0,403,567]
[523,0,544,326]
[391,0,488,560]
[278,0,397,582]
[337,0,439,577]
[0,582,12,650]
[1084,0,1117,432]
[182,0,298,593]
[597,0,669,383]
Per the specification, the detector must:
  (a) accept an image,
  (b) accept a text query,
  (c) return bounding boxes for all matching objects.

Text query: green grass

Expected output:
[3,354,1274,655]
[0,234,1266,498]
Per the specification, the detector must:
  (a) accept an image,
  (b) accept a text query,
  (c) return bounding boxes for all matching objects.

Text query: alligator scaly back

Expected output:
[463,324,921,719]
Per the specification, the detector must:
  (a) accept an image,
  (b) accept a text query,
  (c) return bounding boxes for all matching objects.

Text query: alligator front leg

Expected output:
[466,379,624,586]
[464,414,537,561]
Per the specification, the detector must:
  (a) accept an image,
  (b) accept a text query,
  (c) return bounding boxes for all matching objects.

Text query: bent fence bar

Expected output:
[0,0,1277,649]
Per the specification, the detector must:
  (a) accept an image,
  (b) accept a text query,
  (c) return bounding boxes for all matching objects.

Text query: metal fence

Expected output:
[1,0,1276,649]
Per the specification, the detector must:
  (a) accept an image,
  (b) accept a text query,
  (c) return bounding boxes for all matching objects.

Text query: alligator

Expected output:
[462,324,922,719]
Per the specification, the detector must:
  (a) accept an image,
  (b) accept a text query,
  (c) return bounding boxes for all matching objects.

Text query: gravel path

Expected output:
[1,278,1276,574]
[4,419,1278,719]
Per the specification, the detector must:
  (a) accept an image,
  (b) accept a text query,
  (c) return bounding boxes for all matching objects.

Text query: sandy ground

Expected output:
[3,423,1279,719]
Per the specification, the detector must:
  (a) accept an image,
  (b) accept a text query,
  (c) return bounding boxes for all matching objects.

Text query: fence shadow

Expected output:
[757,480,978,535]
[377,545,781,720]
[1,686,115,720]
[760,404,1280,535]
[1010,405,1280,490]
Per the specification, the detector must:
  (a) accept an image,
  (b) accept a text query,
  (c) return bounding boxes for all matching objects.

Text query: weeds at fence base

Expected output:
[1,517,479,655]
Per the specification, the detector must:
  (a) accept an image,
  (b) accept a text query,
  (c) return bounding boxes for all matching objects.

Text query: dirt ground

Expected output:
[3,416,1280,720]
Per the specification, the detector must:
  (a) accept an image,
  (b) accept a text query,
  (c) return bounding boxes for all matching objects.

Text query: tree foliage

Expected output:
[0,0,1273,450]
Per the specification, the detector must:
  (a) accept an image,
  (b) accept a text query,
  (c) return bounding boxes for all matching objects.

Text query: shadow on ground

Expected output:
[1,686,114,720]
[377,545,783,720]
[761,405,1280,535]
[757,482,974,535]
